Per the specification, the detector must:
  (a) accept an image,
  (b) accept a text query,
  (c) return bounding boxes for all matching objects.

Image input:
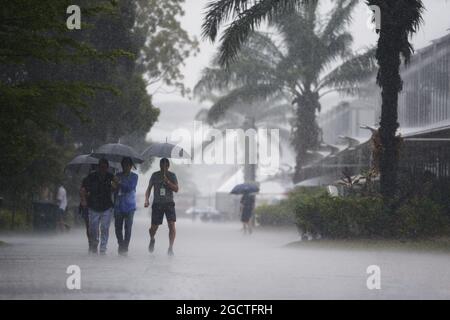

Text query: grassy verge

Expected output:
[0,209,31,231]
[0,240,7,246]
[286,237,450,253]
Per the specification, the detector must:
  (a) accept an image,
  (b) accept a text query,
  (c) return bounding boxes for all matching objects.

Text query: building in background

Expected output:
[296,32,450,185]
[399,33,450,130]
[319,100,378,146]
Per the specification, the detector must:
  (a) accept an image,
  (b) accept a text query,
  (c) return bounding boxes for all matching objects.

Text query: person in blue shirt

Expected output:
[113,157,138,256]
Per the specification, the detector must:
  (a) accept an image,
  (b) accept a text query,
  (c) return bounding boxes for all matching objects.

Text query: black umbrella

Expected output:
[91,143,144,164]
[64,154,121,175]
[230,183,260,195]
[142,142,190,160]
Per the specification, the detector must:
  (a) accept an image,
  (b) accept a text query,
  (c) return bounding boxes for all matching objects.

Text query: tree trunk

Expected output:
[293,92,321,182]
[376,20,403,202]
[244,164,257,183]
[244,117,257,183]
[11,190,16,230]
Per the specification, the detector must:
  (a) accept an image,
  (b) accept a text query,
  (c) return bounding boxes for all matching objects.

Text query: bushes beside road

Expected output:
[255,188,450,239]
[255,201,295,226]
[255,188,323,227]
[0,209,31,231]
[294,194,386,239]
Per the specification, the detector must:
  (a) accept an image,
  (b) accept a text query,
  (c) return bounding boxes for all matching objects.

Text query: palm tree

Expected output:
[202,0,424,200]
[367,0,424,201]
[194,93,293,183]
[201,0,376,181]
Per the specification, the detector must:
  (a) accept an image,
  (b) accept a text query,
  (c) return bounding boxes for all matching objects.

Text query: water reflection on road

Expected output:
[1,211,450,299]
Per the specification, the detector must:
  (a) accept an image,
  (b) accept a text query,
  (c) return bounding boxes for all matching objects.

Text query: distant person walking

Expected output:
[82,158,116,255]
[79,184,91,250]
[144,158,179,256]
[79,165,96,251]
[56,184,68,232]
[240,193,256,235]
[114,157,138,256]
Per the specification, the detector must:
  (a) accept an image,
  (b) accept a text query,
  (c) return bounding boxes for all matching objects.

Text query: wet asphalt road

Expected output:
[1,211,450,300]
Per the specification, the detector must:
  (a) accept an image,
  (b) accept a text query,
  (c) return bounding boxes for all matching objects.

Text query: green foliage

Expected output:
[255,201,295,226]
[396,197,449,239]
[0,209,31,231]
[256,187,449,239]
[53,0,197,152]
[136,0,199,96]
[255,187,324,227]
[294,194,386,239]
[293,193,449,239]
[0,1,120,184]
[1,0,196,222]
[0,0,118,65]
[202,0,305,67]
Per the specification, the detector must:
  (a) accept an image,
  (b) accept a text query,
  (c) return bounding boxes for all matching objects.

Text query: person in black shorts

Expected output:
[240,192,256,235]
[144,158,179,256]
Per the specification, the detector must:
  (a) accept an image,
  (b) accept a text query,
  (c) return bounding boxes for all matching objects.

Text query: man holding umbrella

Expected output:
[240,192,256,235]
[231,183,259,235]
[114,157,138,256]
[87,143,145,255]
[82,158,117,255]
[66,154,121,251]
[144,158,179,256]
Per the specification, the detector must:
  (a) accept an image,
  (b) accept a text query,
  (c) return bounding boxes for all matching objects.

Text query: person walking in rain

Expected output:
[240,192,256,235]
[144,158,179,256]
[56,184,68,232]
[79,165,97,252]
[82,158,116,255]
[114,157,138,256]
[79,180,91,250]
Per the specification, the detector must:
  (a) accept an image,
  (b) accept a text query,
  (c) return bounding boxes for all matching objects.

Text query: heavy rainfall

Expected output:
[1,0,450,300]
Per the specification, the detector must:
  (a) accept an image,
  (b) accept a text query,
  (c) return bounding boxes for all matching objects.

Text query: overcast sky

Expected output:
[152,0,450,104]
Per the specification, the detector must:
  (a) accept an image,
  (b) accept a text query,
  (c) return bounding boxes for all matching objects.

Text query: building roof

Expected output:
[414,32,450,59]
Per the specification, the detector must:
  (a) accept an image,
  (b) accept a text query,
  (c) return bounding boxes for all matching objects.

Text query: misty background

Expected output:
[145,0,450,199]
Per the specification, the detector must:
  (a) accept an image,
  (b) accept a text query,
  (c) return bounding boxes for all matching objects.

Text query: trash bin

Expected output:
[32,201,59,232]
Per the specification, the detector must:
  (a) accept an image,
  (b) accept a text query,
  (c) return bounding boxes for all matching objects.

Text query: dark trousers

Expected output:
[79,206,92,249]
[114,211,135,250]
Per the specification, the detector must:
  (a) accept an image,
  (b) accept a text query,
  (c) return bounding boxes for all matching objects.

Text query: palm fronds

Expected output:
[203,0,306,66]
[320,0,359,42]
[367,0,424,64]
[319,47,377,95]
[207,83,282,123]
